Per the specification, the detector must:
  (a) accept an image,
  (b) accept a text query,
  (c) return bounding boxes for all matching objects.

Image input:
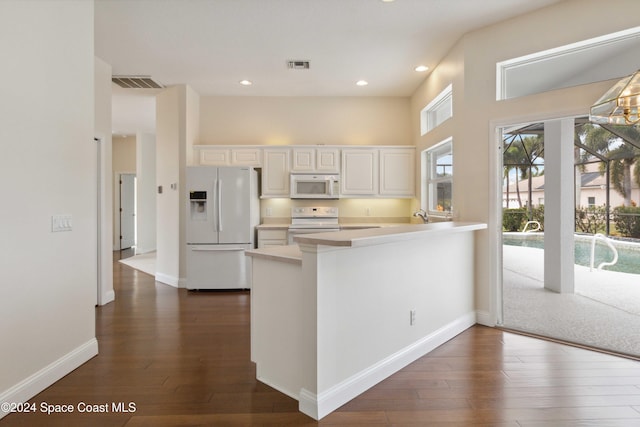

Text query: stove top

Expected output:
[289,206,339,229]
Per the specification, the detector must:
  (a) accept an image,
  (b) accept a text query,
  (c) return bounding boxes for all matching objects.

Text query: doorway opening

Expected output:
[499,117,640,357]
[119,173,136,251]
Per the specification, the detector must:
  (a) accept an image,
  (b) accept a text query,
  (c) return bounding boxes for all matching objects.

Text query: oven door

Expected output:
[287,227,340,244]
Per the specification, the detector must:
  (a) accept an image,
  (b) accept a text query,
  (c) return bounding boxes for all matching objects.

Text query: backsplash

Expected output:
[260,198,416,221]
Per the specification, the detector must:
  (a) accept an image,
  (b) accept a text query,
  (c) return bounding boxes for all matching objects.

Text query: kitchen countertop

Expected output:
[293,221,486,248]
[246,244,302,264]
[255,222,410,230]
[256,223,290,230]
[247,222,486,262]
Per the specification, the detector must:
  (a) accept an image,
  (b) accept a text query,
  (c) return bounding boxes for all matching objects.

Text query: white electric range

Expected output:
[287,206,339,244]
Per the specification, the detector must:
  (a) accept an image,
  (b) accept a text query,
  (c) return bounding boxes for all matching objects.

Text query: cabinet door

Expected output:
[231,148,262,167]
[316,148,340,172]
[292,148,316,172]
[341,149,378,195]
[379,148,415,197]
[257,229,288,248]
[199,148,231,166]
[262,149,291,197]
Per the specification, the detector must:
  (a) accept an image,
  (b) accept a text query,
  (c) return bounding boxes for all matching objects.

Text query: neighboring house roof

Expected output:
[504,174,545,193]
[581,171,606,188]
[504,162,640,194]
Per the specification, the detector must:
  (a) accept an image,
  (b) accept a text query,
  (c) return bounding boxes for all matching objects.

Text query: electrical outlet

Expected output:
[410,309,416,326]
[265,207,272,217]
[366,207,371,216]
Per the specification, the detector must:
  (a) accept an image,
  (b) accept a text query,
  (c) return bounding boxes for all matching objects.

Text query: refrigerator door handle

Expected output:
[217,179,222,231]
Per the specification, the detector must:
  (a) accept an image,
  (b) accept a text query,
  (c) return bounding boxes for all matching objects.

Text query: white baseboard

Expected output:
[98,289,115,306]
[299,312,476,420]
[135,248,156,255]
[155,272,179,287]
[475,310,494,327]
[0,338,98,420]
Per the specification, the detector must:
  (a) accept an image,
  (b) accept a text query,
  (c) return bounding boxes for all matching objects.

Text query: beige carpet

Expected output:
[118,251,156,277]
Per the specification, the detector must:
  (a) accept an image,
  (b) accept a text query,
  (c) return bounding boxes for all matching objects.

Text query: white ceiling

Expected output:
[95,0,566,135]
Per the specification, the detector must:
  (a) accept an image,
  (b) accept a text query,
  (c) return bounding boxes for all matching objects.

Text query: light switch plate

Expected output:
[52,214,72,232]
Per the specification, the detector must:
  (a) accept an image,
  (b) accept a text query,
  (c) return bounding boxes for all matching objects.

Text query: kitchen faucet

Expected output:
[413,209,429,223]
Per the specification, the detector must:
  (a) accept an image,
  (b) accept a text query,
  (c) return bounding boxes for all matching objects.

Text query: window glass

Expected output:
[423,138,453,215]
[420,84,452,135]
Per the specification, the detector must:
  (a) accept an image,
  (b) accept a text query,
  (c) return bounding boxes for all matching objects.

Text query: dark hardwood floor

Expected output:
[3,251,640,426]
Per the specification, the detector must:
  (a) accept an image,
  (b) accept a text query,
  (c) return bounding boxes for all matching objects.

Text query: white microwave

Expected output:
[290,173,340,199]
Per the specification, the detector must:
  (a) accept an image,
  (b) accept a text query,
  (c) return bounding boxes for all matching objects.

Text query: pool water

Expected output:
[503,234,640,275]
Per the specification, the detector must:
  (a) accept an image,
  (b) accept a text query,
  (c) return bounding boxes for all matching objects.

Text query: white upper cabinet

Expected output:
[292,147,340,173]
[262,148,291,197]
[198,147,230,166]
[231,148,262,166]
[316,148,340,172]
[195,146,262,167]
[341,149,378,196]
[379,148,415,197]
[291,147,316,172]
[194,145,413,198]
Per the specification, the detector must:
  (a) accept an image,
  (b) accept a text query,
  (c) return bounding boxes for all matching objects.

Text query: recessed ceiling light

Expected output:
[415,65,429,72]
[356,80,369,86]
[381,0,395,2]
[239,80,253,86]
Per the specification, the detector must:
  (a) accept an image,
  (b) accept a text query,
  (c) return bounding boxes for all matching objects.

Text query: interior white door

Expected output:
[120,173,136,249]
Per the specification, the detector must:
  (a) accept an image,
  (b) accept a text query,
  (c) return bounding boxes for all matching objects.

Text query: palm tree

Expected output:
[580,124,640,206]
[503,134,544,210]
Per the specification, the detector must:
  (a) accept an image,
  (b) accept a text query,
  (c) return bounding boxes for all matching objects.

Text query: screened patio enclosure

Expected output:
[501,117,640,357]
[503,117,640,236]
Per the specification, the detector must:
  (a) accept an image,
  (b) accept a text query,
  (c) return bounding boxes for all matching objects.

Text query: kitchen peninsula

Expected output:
[245,221,487,420]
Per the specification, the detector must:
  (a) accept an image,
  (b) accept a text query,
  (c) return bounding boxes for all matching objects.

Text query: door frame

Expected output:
[114,170,136,250]
[488,108,586,327]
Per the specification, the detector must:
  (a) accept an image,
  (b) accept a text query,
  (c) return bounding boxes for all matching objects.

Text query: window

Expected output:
[420,84,452,135]
[423,138,453,215]
[588,196,596,206]
[496,26,640,100]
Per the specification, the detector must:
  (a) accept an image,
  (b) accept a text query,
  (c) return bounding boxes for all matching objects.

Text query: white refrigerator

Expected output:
[186,166,259,290]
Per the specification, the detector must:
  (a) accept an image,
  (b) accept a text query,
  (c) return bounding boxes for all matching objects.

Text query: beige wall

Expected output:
[410,0,640,322]
[156,86,183,286]
[199,96,411,146]
[112,135,136,172]
[0,0,97,407]
[95,56,114,305]
[156,84,199,287]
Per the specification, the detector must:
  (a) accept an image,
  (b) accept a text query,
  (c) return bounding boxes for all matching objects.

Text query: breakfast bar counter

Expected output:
[245,221,487,420]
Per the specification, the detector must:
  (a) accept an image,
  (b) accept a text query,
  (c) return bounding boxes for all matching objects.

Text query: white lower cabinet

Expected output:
[257,228,288,248]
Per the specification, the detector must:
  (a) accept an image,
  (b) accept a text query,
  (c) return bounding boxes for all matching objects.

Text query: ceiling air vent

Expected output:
[112,75,164,89]
[287,60,310,70]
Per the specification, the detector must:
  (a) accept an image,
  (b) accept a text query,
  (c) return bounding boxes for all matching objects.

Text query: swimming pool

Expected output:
[503,233,640,275]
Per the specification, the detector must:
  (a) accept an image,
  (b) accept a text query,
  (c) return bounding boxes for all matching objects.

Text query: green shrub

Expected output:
[612,206,640,238]
[503,208,527,232]
[532,205,544,231]
[575,205,608,234]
